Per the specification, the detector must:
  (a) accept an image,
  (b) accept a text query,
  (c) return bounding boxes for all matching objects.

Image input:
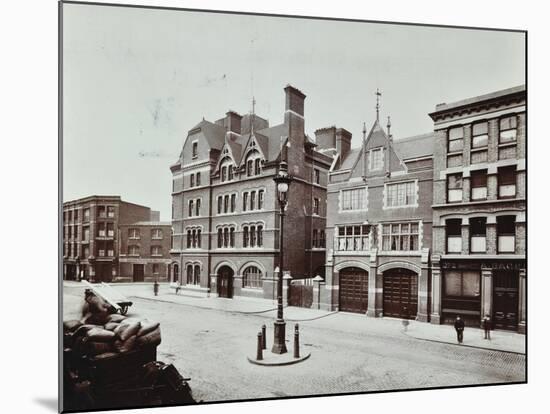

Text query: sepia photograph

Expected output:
[59,1,526,412]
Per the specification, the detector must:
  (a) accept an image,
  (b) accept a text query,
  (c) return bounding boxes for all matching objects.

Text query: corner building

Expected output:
[429,85,526,333]
[62,195,156,282]
[169,85,333,299]
[323,112,434,320]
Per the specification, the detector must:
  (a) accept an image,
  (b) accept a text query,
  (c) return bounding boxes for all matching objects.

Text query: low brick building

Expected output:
[429,85,526,333]
[322,102,434,319]
[117,221,172,282]
[169,85,334,299]
[62,195,164,282]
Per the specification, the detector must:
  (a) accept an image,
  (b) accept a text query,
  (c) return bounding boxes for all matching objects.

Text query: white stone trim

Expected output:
[434,105,525,130]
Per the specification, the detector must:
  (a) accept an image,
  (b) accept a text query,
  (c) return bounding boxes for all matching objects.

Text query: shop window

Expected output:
[446,219,462,253]
[444,270,480,298]
[469,217,487,253]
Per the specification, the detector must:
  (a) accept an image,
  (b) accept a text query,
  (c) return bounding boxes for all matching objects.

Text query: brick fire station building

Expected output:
[322,107,434,321]
[169,85,334,299]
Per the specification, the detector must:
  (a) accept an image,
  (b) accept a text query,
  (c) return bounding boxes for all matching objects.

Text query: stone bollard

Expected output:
[294,324,300,358]
[261,324,267,350]
[256,332,263,361]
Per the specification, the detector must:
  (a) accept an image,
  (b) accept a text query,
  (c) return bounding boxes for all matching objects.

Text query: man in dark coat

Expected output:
[454,315,465,343]
[482,315,492,340]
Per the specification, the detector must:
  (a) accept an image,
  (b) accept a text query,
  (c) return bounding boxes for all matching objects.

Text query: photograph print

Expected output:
[60,1,526,412]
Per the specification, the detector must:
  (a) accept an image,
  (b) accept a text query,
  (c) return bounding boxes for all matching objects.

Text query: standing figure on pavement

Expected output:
[482,314,492,340]
[454,315,465,344]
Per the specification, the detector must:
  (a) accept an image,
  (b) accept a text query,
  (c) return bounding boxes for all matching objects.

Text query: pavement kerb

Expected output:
[131,295,339,322]
[128,294,525,354]
[402,330,525,355]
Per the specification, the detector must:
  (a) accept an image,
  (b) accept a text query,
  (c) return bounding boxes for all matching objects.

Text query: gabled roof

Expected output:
[257,123,289,163]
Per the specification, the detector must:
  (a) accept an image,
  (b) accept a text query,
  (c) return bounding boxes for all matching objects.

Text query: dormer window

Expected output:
[369,148,384,171]
[245,150,263,177]
[192,141,198,159]
[220,157,235,183]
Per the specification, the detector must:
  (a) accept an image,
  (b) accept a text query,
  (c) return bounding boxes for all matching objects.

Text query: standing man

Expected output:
[454,315,465,344]
[482,314,492,340]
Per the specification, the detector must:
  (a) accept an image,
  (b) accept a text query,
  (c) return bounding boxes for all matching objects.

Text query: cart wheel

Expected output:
[120,305,129,315]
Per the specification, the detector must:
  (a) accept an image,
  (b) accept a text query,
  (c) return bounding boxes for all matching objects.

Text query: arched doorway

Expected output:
[383,268,418,319]
[217,265,234,298]
[173,263,179,284]
[339,267,369,313]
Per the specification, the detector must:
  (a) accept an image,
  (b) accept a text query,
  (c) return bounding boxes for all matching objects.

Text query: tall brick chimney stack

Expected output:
[335,128,352,162]
[225,111,242,136]
[315,127,337,151]
[284,85,306,178]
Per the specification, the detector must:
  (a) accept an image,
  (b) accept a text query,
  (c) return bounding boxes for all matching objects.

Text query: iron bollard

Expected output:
[261,324,267,349]
[256,332,263,361]
[294,324,300,358]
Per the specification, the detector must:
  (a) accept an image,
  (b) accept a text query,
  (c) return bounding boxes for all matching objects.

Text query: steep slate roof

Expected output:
[393,133,434,160]
[188,119,226,150]
[339,148,361,171]
[256,123,289,163]
[334,128,434,175]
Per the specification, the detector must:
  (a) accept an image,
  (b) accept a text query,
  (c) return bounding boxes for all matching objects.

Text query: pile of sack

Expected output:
[63,289,161,358]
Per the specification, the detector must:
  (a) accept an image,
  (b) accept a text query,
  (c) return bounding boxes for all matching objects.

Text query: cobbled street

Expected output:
[63,285,525,403]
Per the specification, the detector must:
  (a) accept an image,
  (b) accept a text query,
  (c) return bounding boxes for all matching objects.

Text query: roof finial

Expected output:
[387,115,392,138]
[251,96,256,134]
[375,88,382,122]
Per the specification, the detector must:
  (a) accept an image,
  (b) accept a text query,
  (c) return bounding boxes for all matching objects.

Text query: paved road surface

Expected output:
[63,286,525,403]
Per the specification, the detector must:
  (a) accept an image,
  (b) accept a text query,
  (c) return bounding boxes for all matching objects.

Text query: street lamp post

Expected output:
[272,160,292,354]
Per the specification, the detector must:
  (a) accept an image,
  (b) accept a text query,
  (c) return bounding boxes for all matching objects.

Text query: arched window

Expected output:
[220,158,234,182]
[243,226,249,247]
[221,166,227,182]
[217,196,222,214]
[245,150,262,177]
[257,225,263,247]
[197,229,202,248]
[223,228,229,247]
[258,190,264,209]
[186,264,193,284]
[192,229,197,248]
[173,264,179,283]
[230,194,236,212]
[250,225,256,247]
[187,230,192,248]
[193,265,201,285]
[195,199,201,216]
[217,229,223,248]
[230,228,235,247]
[243,266,263,289]
[224,195,229,213]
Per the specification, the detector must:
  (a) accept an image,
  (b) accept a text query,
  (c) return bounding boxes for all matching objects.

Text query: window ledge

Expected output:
[470,147,488,153]
[498,142,517,148]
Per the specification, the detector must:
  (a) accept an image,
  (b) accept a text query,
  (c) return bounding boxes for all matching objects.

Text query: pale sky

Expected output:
[62,3,525,220]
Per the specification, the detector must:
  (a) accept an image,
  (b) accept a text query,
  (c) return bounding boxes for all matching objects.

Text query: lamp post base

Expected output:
[271,319,287,354]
